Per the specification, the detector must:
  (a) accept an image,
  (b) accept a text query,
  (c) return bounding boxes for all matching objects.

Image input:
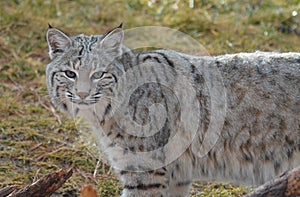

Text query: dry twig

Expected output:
[0,168,73,197]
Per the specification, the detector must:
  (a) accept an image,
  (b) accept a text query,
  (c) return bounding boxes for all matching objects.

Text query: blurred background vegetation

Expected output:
[0,0,299,196]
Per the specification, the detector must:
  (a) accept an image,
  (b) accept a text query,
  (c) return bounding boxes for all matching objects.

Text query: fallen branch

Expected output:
[0,186,19,197]
[244,166,300,197]
[0,168,73,197]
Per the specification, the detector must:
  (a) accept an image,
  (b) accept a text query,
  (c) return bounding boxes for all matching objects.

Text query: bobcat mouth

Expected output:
[73,100,98,105]
[65,91,99,106]
[77,101,90,105]
[67,97,99,106]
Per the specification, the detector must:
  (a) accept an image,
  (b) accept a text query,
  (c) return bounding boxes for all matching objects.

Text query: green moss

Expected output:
[191,182,251,197]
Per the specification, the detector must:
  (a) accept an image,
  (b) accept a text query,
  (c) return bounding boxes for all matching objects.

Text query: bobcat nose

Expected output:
[77,92,89,99]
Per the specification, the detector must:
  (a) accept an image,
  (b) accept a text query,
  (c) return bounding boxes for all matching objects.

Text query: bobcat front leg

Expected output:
[168,152,193,197]
[119,168,170,197]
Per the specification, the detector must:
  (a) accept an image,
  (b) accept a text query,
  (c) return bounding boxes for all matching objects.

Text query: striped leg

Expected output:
[119,168,170,197]
[168,153,193,197]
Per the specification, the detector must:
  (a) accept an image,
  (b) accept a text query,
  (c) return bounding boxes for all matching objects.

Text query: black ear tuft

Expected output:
[103,23,123,37]
[118,23,123,29]
[48,23,53,29]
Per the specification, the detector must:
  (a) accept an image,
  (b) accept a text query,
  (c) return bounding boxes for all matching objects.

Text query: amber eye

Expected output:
[65,70,76,79]
[92,71,105,80]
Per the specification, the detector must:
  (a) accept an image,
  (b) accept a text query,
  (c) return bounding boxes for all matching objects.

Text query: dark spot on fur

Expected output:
[176,181,192,187]
[190,64,196,73]
[120,170,128,175]
[274,161,281,173]
[62,103,68,111]
[116,133,123,139]
[124,183,164,190]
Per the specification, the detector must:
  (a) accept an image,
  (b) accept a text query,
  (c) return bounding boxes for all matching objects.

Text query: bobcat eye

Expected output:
[65,70,76,79]
[92,71,105,80]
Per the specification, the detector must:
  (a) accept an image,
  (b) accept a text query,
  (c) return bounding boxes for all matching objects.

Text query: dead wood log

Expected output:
[0,186,19,197]
[0,168,73,197]
[244,166,300,197]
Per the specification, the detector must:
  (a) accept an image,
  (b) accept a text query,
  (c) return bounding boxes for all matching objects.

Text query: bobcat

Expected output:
[46,24,300,197]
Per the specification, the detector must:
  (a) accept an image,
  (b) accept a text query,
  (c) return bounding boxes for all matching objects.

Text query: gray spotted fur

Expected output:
[46,25,300,197]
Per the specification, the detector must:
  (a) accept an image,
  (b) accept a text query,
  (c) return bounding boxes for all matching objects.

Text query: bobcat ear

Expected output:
[46,28,72,59]
[99,26,124,57]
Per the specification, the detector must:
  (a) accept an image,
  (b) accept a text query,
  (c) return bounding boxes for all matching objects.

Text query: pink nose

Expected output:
[77,92,89,99]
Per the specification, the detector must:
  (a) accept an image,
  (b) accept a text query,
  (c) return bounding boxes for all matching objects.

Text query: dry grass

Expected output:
[0,0,299,196]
